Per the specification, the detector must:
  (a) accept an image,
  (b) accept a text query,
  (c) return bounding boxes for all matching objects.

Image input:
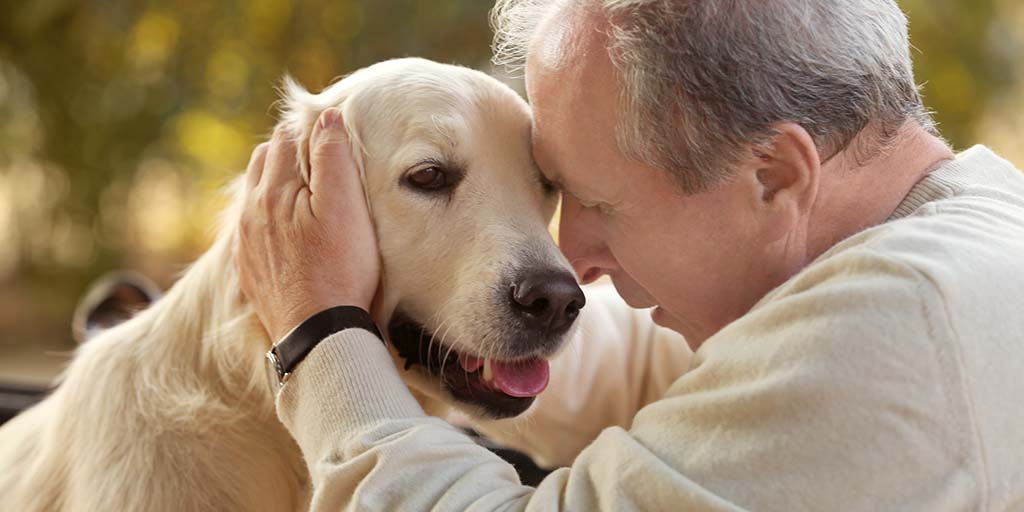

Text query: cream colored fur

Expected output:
[0,58,571,511]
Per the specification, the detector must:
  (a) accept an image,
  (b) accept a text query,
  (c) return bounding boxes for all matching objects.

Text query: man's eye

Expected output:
[540,175,556,195]
[406,166,449,190]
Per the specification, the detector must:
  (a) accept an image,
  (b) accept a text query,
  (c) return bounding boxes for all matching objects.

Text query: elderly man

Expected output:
[236,0,1024,510]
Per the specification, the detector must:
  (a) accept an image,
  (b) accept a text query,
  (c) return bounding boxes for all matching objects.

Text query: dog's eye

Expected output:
[407,166,449,190]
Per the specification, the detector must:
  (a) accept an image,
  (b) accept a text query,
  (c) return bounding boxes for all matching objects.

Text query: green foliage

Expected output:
[901,0,1020,145]
[0,0,1020,352]
[0,0,496,349]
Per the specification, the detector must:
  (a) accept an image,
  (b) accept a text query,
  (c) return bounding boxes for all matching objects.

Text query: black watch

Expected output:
[264,305,384,394]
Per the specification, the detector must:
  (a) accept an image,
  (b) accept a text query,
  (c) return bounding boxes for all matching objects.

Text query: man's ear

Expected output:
[751,122,820,210]
[735,122,821,246]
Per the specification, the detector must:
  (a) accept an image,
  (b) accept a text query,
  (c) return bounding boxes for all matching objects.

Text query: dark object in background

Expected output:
[468,430,556,486]
[1,271,162,425]
[0,381,49,425]
[493,445,555,486]
[71,271,162,344]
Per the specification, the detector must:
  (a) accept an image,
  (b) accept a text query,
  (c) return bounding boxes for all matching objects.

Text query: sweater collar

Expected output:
[887,145,1009,221]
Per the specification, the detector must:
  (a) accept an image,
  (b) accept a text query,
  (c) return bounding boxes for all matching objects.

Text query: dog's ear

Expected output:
[276,75,368,197]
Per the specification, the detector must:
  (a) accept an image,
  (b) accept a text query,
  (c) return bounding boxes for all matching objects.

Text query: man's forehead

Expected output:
[525,4,620,192]
[529,6,578,72]
[527,8,606,107]
[527,8,616,126]
[525,1,603,84]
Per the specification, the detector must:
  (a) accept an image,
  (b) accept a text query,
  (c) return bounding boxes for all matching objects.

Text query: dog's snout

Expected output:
[510,270,586,334]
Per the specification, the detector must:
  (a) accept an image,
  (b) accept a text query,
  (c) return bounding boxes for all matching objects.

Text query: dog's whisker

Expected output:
[440,331,469,392]
[425,296,459,340]
[422,317,447,376]
[439,330,470,389]
[433,320,456,376]
[425,296,458,328]
[477,327,500,369]
[426,299,460,376]
[437,324,460,378]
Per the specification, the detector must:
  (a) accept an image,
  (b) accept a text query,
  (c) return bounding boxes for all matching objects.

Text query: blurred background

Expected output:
[1,0,1022,385]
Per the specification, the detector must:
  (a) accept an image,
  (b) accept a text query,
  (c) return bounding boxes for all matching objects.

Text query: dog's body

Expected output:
[0,58,581,511]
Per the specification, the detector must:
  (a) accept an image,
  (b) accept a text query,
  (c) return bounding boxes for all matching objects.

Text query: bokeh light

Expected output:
[0,0,1021,383]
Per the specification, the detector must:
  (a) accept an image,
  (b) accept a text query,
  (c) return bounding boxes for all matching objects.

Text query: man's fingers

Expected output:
[261,125,300,194]
[244,142,271,190]
[308,108,362,218]
[294,186,313,224]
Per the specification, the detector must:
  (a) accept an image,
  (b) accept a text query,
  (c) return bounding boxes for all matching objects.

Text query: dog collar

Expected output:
[265,305,383,394]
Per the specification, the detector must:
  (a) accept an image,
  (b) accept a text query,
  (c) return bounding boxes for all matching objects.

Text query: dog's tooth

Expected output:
[482,359,493,382]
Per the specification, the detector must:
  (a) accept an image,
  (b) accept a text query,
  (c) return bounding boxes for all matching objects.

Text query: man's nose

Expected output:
[558,196,608,285]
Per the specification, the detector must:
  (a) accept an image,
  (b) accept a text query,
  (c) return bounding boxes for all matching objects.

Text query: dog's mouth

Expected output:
[388,312,550,419]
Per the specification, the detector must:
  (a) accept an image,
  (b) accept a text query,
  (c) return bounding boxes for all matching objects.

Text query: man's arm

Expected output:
[277,328,722,511]
[276,247,980,511]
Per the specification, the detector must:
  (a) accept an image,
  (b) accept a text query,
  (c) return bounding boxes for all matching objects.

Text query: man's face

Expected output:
[526,14,797,347]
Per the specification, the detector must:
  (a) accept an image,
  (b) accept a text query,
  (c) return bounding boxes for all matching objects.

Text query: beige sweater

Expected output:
[277,146,1024,511]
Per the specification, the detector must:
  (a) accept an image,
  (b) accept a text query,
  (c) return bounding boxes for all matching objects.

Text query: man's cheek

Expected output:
[610,274,657,309]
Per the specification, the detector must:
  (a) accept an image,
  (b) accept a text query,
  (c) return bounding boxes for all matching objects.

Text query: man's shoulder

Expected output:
[809,151,1024,331]
[675,150,1024,505]
[703,163,1024,405]
[743,240,948,344]
[700,220,962,380]
[770,144,1024,335]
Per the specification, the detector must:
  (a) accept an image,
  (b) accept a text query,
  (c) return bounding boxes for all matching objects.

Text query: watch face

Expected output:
[265,351,283,396]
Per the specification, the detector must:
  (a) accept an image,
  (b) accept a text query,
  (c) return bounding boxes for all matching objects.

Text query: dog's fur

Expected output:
[0,58,575,511]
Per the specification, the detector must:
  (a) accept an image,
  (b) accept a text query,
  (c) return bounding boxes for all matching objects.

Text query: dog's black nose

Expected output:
[510,270,586,334]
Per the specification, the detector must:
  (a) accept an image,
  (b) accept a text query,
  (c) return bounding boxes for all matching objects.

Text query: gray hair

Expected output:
[491,0,934,193]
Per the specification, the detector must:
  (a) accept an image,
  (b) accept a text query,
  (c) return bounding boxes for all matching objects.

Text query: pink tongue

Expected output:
[490,358,550,398]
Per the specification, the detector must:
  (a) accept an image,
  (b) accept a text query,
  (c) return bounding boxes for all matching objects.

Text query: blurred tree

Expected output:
[901,0,1020,146]
[0,0,497,354]
[0,0,1021,364]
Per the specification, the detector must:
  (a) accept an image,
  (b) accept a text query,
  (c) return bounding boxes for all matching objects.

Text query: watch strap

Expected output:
[268,305,383,384]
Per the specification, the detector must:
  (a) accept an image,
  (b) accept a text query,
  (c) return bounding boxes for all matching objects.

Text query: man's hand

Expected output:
[237,108,380,342]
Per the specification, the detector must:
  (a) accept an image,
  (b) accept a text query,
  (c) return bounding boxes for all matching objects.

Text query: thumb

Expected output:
[308,107,363,214]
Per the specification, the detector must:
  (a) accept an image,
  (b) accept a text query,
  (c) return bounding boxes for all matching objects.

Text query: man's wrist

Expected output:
[275,292,373,341]
[275,328,426,449]
[265,305,384,393]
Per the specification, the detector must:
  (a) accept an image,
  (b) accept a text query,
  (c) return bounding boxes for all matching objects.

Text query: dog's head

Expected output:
[280,58,583,419]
